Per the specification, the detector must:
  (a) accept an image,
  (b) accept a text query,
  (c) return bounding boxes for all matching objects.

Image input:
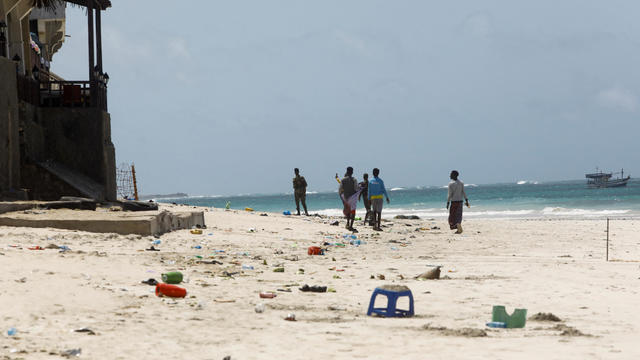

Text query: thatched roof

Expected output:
[32,0,112,10]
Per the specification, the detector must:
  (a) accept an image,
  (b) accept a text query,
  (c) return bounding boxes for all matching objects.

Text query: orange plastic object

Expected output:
[308,246,322,255]
[155,283,187,298]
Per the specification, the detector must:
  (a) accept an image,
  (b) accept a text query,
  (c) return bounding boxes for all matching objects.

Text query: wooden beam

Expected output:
[64,0,111,10]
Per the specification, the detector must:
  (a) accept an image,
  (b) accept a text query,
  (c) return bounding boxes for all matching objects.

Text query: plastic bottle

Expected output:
[193,245,202,249]
[161,271,183,284]
[486,322,507,328]
[7,327,17,336]
[242,264,254,270]
[152,240,161,245]
[155,283,187,298]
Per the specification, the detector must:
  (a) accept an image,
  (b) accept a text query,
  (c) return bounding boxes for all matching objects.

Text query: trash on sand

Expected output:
[190,229,203,235]
[7,327,17,336]
[307,246,324,255]
[255,303,265,313]
[283,211,292,216]
[330,221,339,226]
[260,292,277,298]
[491,305,527,328]
[61,348,82,358]
[486,322,507,328]
[152,240,161,245]
[155,283,187,298]
[59,245,71,252]
[242,264,254,270]
[73,327,96,335]
[284,313,296,321]
[145,246,160,251]
[245,207,254,212]
[299,284,327,293]
[193,245,202,249]
[377,274,385,280]
[141,278,158,286]
[273,267,285,272]
[197,260,223,265]
[28,246,44,250]
[162,272,183,284]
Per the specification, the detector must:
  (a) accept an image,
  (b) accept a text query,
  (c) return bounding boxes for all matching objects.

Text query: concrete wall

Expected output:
[34,107,117,201]
[0,57,20,193]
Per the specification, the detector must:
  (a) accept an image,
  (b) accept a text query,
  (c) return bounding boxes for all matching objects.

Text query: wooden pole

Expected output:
[131,164,139,201]
[87,0,95,106]
[95,7,102,72]
[606,218,609,261]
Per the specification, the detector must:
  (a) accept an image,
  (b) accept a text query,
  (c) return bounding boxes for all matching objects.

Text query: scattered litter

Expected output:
[155,283,187,298]
[59,245,71,252]
[15,277,27,283]
[7,327,17,336]
[152,240,161,245]
[141,278,158,286]
[61,348,82,358]
[190,229,203,235]
[259,292,277,299]
[308,246,324,255]
[284,313,296,321]
[73,327,96,335]
[486,321,507,328]
[255,303,265,313]
[273,267,285,273]
[28,246,44,250]
[299,284,327,293]
[214,299,236,303]
[197,260,223,265]
[145,246,160,251]
[283,211,292,216]
[193,245,202,249]
[242,264,254,270]
[162,272,183,284]
[245,207,254,212]
[330,221,339,226]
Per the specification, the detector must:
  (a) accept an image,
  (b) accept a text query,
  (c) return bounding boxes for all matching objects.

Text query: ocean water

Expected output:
[157,179,640,219]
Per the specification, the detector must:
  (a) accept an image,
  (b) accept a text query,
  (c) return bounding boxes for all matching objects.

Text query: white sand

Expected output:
[2,205,639,359]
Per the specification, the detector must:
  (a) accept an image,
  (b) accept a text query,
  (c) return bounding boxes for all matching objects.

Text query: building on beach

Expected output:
[0,0,116,201]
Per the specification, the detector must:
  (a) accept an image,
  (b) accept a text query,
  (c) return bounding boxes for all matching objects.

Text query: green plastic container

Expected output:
[162,271,183,284]
[492,305,527,328]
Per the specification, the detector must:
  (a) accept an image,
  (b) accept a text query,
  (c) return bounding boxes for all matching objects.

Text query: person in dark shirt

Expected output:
[359,173,372,226]
[339,166,360,231]
[292,168,309,216]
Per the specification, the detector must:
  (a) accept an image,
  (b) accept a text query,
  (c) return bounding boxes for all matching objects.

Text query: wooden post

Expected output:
[131,164,139,201]
[606,218,609,261]
[95,6,102,72]
[87,0,95,106]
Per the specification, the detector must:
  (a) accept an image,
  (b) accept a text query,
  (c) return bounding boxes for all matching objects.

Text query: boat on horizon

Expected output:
[585,168,630,188]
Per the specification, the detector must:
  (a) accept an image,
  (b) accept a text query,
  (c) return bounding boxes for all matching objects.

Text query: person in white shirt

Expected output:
[446,170,470,234]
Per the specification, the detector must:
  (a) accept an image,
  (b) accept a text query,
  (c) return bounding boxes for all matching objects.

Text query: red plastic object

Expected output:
[28,246,44,250]
[260,292,276,298]
[155,283,187,298]
[308,246,322,255]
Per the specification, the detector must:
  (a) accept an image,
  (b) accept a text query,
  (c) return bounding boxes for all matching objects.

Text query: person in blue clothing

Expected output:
[368,168,390,231]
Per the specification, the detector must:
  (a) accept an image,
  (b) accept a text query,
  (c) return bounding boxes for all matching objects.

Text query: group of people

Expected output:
[291,168,469,234]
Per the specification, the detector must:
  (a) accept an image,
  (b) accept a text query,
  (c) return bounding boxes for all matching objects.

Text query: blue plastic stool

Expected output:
[367,285,414,317]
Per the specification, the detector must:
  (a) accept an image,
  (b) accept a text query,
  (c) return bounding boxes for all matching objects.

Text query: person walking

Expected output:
[359,173,372,226]
[292,168,309,216]
[338,167,360,231]
[446,170,469,234]
[368,168,390,231]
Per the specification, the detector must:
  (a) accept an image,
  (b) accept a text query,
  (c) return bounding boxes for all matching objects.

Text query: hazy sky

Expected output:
[53,1,640,195]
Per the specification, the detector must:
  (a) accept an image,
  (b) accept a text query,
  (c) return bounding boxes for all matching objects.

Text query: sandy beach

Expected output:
[2,205,639,359]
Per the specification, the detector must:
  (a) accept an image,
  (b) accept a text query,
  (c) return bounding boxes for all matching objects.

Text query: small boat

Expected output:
[585,168,630,188]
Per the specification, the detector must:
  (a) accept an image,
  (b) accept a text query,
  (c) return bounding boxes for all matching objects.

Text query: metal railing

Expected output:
[39,80,108,111]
